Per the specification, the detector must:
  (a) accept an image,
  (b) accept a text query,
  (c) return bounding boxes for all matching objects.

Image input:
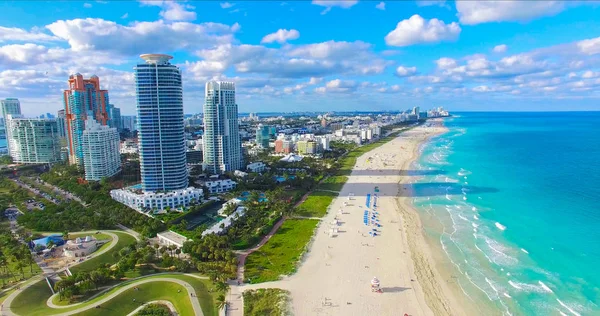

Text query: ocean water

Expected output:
[412,112,600,315]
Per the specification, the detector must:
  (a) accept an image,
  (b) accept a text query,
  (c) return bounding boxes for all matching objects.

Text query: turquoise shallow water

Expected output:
[412,112,600,315]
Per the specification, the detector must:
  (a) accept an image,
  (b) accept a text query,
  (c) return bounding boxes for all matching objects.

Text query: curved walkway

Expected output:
[125,300,177,316]
[43,278,202,316]
[2,229,140,316]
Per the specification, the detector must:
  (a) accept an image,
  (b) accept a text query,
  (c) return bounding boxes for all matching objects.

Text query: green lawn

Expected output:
[0,260,41,287]
[244,219,319,283]
[69,231,136,274]
[10,274,218,316]
[294,191,338,218]
[0,288,15,304]
[72,281,194,316]
[317,175,348,192]
[243,288,289,316]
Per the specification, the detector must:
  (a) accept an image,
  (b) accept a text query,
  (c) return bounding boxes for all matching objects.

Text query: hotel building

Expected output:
[202,81,243,174]
[81,118,121,181]
[6,115,62,163]
[63,74,110,166]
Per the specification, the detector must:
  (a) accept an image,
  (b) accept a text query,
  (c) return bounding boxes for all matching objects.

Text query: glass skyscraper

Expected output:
[134,54,188,192]
[203,81,243,174]
[1,98,22,153]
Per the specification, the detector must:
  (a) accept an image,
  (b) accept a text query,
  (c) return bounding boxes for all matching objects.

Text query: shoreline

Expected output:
[395,122,482,316]
[241,119,477,315]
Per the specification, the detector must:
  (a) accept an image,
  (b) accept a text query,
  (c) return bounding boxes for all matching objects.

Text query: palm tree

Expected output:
[216,294,227,310]
[215,281,229,293]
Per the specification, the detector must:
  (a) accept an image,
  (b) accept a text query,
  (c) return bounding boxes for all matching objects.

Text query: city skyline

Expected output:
[1,1,600,116]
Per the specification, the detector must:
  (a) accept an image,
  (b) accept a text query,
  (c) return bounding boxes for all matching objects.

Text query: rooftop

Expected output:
[157,230,188,246]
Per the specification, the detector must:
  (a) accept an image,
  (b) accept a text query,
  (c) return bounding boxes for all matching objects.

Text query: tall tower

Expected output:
[63,74,109,166]
[203,81,243,174]
[135,54,188,192]
[1,98,21,153]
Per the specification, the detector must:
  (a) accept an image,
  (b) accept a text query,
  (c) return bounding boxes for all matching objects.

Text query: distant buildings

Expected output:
[247,161,267,173]
[107,104,122,132]
[6,115,62,163]
[255,124,271,148]
[56,109,66,139]
[81,118,121,181]
[1,98,22,153]
[202,179,237,194]
[63,74,110,166]
[121,115,137,132]
[202,81,243,174]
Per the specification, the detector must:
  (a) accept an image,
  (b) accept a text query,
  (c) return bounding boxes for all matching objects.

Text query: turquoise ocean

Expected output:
[412,112,600,315]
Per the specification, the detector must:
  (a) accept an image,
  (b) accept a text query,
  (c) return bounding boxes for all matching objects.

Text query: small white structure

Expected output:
[157,230,189,249]
[246,162,267,173]
[63,236,103,258]
[218,198,243,216]
[203,179,237,194]
[234,170,248,178]
[279,153,303,163]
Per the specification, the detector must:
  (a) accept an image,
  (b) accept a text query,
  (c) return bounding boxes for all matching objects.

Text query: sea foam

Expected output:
[556,299,581,316]
[495,222,507,231]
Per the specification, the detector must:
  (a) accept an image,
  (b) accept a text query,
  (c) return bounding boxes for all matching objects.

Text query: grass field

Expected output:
[69,232,111,241]
[69,231,136,273]
[71,281,194,316]
[294,190,338,218]
[11,274,220,316]
[316,175,348,192]
[244,219,319,283]
[243,288,290,316]
[0,258,41,287]
[0,288,15,304]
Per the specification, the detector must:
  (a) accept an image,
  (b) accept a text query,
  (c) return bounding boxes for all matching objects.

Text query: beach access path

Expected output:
[231,123,467,316]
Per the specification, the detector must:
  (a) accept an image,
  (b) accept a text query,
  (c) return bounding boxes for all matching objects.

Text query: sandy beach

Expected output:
[243,120,472,315]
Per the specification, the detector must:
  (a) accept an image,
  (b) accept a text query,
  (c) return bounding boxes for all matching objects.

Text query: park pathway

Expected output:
[125,300,177,316]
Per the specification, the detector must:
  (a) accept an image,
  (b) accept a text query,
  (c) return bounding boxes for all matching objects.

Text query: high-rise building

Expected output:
[56,109,67,139]
[255,124,270,148]
[81,118,121,181]
[121,115,137,132]
[107,104,122,132]
[63,73,110,166]
[6,115,62,163]
[135,54,188,192]
[203,81,243,174]
[1,98,22,153]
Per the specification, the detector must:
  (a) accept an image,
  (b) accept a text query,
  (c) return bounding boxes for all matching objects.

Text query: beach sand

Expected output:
[243,121,473,315]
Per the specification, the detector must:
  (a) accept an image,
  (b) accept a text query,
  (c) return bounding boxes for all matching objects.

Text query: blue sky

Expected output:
[1,1,600,116]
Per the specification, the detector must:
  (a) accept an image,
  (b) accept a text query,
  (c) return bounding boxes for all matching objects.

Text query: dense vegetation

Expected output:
[36,164,165,237]
[0,222,39,288]
[243,288,290,316]
[137,303,173,316]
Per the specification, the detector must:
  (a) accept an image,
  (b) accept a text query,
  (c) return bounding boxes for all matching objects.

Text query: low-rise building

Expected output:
[157,230,189,250]
[234,170,248,178]
[110,186,203,212]
[246,161,266,173]
[202,179,237,194]
[63,236,107,258]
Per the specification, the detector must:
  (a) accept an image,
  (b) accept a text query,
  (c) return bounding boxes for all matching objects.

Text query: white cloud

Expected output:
[84,3,92,8]
[385,14,461,47]
[45,18,238,54]
[140,0,197,21]
[315,79,358,93]
[582,70,599,79]
[261,29,300,44]
[121,13,128,19]
[395,66,417,77]
[417,0,447,7]
[493,44,507,53]
[0,26,58,43]
[435,57,457,69]
[220,2,235,9]
[375,2,385,10]
[577,37,600,55]
[456,1,565,25]
[312,0,358,14]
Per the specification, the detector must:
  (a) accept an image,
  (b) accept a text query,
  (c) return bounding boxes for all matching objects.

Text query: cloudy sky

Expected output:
[1,0,600,116]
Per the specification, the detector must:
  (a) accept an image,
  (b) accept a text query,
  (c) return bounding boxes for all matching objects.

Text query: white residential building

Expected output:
[203,81,243,174]
[81,118,121,181]
[246,162,267,173]
[1,98,21,153]
[202,179,237,194]
[6,115,62,164]
[110,186,203,212]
